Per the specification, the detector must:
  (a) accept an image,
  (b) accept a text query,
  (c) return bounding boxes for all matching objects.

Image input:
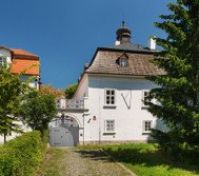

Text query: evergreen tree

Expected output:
[146,0,199,154]
[0,65,28,143]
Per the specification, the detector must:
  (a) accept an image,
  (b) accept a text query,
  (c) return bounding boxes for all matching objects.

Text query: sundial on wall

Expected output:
[121,91,132,109]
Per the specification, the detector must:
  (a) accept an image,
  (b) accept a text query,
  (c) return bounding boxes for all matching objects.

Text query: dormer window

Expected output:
[116,53,129,67]
[119,58,128,67]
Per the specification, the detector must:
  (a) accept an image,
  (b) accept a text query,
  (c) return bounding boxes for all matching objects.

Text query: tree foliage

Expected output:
[65,84,78,99]
[21,91,57,136]
[0,65,28,143]
[146,0,199,155]
[40,84,64,98]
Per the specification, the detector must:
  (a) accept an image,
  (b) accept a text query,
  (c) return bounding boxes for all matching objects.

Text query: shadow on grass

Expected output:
[77,144,199,175]
[103,145,199,174]
[76,149,113,162]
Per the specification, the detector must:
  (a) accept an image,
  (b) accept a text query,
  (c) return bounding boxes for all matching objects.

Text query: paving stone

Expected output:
[58,148,134,176]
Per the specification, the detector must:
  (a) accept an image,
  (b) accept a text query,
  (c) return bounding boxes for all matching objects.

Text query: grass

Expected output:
[36,148,67,176]
[101,143,199,176]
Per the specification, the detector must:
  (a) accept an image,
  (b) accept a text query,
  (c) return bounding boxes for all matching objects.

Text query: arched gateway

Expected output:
[49,115,79,146]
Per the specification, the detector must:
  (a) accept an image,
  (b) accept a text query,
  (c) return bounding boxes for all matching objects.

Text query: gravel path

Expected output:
[47,147,135,176]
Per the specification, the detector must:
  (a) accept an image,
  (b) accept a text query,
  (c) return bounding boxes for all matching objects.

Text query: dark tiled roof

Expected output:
[102,42,157,53]
[86,49,165,76]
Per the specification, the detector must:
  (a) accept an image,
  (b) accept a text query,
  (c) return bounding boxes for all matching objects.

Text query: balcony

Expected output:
[56,97,88,112]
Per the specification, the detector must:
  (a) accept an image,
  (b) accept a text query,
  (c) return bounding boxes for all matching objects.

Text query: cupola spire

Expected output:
[116,21,131,45]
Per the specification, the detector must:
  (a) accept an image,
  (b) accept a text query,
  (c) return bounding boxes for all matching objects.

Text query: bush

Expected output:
[0,131,44,176]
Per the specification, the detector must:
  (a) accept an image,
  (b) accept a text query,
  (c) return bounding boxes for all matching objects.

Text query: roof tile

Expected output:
[10,59,40,75]
[11,49,39,59]
[86,50,165,76]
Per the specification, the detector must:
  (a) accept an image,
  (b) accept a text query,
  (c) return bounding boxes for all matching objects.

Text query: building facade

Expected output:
[49,23,166,146]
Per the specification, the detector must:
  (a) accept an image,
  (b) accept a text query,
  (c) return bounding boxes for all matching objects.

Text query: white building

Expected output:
[49,23,166,146]
[0,46,40,143]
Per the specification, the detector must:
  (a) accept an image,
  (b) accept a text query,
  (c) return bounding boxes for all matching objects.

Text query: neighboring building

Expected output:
[49,23,166,146]
[0,46,40,89]
[0,46,40,143]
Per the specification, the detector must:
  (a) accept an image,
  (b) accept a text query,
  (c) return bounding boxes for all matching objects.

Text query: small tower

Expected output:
[115,21,132,45]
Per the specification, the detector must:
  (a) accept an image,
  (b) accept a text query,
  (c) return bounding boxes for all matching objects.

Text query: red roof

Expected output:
[11,49,39,60]
[10,59,40,76]
[0,46,40,75]
[9,48,40,75]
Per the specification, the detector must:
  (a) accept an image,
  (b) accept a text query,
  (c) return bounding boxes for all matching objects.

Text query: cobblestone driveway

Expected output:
[41,147,135,176]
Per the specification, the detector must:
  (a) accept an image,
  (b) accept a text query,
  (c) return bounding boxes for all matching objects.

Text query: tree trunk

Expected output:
[3,133,7,144]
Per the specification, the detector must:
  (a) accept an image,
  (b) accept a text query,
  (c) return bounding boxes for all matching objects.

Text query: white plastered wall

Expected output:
[83,74,165,143]
[0,121,31,144]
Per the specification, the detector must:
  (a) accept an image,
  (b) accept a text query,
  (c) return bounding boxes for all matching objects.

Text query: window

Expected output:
[0,56,6,66]
[143,91,150,101]
[105,120,115,132]
[143,121,152,133]
[119,58,128,67]
[56,100,60,108]
[105,89,115,106]
[142,90,150,107]
[116,53,129,67]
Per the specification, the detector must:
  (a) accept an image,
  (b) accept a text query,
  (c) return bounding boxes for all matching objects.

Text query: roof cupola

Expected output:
[115,21,131,45]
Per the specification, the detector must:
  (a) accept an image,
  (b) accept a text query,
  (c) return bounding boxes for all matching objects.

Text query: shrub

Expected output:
[0,131,44,176]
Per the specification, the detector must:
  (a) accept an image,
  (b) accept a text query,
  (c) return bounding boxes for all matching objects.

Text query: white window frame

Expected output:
[142,90,150,107]
[56,99,61,109]
[0,56,6,66]
[104,120,115,133]
[104,89,116,106]
[119,58,128,67]
[143,120,152,134]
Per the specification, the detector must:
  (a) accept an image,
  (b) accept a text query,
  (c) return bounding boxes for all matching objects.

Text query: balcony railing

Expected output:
[56,97,88,111]
[66,99,84,109]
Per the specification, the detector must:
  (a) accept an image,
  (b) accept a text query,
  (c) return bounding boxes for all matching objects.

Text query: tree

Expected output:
[65,84,78,99]
[0,65,28,143]
[40,84,64,98]
[146,0,199,155]
[21,91,57,137]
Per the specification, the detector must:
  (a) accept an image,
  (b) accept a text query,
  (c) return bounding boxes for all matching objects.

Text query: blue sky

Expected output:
[0,0,171,88]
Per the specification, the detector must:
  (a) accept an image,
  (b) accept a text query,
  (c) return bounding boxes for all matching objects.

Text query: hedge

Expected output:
[0,131,44,176]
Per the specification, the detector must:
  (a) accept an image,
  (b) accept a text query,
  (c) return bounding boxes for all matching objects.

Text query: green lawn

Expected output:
[102,143,199,176]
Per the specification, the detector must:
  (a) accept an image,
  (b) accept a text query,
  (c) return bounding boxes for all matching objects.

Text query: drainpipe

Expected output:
[98,78,101,145]
[83,113,85,145]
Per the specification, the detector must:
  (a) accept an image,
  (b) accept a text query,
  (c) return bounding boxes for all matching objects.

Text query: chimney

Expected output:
[148,36,156,50]
[115,40,120,46]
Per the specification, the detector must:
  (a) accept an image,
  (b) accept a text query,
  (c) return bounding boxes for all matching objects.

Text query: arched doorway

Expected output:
[49,115,79,146]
